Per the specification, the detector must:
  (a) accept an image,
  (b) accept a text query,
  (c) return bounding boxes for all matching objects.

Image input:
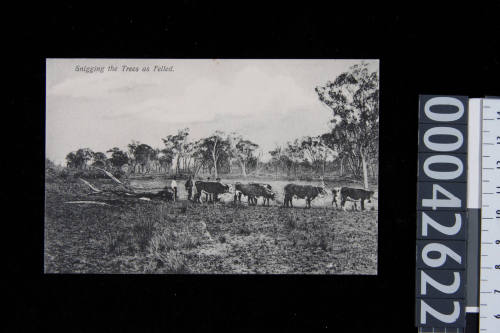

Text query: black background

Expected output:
[8,3,500,332]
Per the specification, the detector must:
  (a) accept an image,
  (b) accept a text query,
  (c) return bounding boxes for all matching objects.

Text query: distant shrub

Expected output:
[45,161,69,183]
[58,169,70,179]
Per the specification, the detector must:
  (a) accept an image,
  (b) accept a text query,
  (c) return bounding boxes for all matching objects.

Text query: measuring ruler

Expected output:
[415,96,498,332]
[479,97,500,332]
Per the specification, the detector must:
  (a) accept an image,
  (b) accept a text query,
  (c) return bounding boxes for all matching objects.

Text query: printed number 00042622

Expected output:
[416,96,468,328]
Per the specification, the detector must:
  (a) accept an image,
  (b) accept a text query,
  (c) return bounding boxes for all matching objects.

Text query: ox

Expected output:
[334,187,374,211]
[193,181,230,203]
[234,182,275,206]
[283,184,326,209]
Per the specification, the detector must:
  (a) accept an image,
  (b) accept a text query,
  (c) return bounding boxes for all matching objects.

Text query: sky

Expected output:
[46,59,379,165]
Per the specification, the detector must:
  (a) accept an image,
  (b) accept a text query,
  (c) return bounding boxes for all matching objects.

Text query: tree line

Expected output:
[63,63,379,188]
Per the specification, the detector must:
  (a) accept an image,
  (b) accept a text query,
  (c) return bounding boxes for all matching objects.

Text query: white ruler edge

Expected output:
[468,99,482,209]
[467,99,482,317]
[479,97,500,333]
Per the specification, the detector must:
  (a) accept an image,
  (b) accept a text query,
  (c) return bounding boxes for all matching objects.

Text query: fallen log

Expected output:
[79,178,101,193]
[92,166,135,192]
[65,201,110,206]
[75,169,176,204]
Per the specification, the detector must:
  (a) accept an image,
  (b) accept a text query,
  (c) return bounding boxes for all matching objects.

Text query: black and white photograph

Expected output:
[45,59,379,274]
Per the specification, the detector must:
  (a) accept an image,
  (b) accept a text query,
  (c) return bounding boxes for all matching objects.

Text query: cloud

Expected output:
[98,65,319,124]
[47,72,165,99]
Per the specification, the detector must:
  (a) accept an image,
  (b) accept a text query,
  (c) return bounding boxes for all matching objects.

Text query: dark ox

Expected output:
[193,181,230,203]
[283,184,326,209]
[234,183,275,206]
[332,187,374,211]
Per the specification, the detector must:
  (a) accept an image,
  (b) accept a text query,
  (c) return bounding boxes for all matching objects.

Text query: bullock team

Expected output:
[164,177,375,211]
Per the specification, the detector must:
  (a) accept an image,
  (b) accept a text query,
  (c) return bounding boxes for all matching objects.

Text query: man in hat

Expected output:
[171,176,178,201]
[185,175,193,201]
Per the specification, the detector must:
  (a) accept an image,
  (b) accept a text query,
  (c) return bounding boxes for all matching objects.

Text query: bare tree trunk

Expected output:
[212,139,218,178]
[240,161,247,177]
[361,150,369,189]
[212,154,218,178]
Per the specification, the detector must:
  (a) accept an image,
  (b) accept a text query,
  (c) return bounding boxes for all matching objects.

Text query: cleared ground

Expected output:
[44,176,378,274]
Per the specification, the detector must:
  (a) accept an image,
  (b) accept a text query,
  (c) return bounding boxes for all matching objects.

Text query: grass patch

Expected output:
[236,223,252,236]
[285,213,298,230]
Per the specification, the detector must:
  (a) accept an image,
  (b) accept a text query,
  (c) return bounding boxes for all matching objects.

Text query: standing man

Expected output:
[171,176,178,201]
[185,175,193,201]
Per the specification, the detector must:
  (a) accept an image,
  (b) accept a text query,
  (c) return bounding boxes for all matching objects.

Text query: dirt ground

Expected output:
[44,176,378,274]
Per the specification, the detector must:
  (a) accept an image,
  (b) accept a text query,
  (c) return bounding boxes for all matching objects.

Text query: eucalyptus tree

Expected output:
[316,62,379,189]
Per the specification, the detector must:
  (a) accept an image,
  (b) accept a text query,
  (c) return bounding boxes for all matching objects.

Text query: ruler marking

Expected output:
[480,99,500,333]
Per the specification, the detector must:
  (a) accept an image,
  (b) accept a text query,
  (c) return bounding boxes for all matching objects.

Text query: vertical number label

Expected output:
[416,95,468,329]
